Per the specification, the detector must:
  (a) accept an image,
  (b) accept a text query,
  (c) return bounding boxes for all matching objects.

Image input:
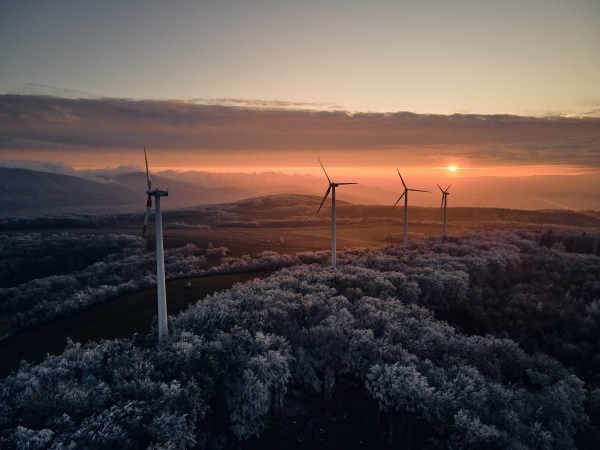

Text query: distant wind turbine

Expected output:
[392,169,430,244]
[142,148,169,344]
[438,184,450,237]
[316,157,358,267]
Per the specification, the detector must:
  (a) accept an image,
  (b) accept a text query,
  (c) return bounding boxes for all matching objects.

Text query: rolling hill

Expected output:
[0,168,142,216]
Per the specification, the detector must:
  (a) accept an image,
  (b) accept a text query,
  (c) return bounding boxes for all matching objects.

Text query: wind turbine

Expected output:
[316,157,358,267]
[392,169,430,244]
[142,148,169,344]
[438,184,450,237]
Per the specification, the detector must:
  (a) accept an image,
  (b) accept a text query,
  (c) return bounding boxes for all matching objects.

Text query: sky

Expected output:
[1,0,599,116]
[0,0,599,208]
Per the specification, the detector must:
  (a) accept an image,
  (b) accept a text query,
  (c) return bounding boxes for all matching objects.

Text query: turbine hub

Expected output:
[147,188,169,197]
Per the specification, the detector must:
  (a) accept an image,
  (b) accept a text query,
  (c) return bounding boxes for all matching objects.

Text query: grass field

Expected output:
[144,221,473,255]
[0,219,472,257]
[0,270,273,379]
[0,313,15,335]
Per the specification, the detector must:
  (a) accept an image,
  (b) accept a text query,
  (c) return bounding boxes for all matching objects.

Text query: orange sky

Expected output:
[1,95,599,210]
[1,95,599,173]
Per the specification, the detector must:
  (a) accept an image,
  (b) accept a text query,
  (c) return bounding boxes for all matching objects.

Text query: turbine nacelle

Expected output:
[146,188,169,197]
[328,182,356,188]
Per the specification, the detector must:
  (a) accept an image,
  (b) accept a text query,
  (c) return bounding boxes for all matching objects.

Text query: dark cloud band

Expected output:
[1,94,599,165]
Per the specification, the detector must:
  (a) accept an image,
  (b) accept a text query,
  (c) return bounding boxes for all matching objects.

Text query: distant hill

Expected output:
[0,168,143,216]
[0,168,291,217]
[0,167,419,218]
[111,172,252,208]
[113,172,381,207]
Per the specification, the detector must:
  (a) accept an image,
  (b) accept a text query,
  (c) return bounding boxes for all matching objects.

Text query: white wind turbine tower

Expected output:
[142,148,169,344]
[392,169,430,244]
[316,157,358,267]
[438,184,451,237]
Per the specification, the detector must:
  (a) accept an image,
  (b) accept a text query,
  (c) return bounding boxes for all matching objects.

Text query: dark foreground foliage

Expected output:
[1,230,596,449]
[0,235,229,336]
[0,233,146,289]
[1,229,599,449]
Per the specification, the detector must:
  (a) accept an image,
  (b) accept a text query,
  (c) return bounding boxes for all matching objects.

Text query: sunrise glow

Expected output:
[448,166,457,172]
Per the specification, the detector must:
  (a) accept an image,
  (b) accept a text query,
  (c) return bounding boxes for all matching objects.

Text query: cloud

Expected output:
[0,158,143,182]
[0,94,599,166]
[187,97,343,109]
[0,84,101,100]
[0,158,79,176]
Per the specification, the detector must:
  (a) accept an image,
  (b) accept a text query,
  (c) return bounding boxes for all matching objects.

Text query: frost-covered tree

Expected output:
[0,228,597,448]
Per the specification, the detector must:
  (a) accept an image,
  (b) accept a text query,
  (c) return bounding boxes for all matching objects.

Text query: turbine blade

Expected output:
[408,189,431,193]
[337,182,359,185]
[318,157,331,184]
[392,191,405,209]
[445,185,451,192]
[437,184,444,193]
[317,186,331,214]
[142,195,152,238]
[144,147,152,190]
[397,168,406,188]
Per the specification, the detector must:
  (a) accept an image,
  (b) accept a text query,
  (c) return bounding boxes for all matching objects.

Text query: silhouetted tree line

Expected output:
[0,238,230,337]
[0,263,587,449]
[2,194,599,232]
[0,233,145,288]
[164,222,211,230]
[540,228,600,256]
[219,216,364,228]
[0,206,239,231]
[234,195,600,228]
[0,213,118,231]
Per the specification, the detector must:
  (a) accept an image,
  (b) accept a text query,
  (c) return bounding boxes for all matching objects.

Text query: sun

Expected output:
[448,166,457,172]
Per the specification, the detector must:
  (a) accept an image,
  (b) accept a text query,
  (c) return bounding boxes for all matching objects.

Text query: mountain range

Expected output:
[0,168,379,217]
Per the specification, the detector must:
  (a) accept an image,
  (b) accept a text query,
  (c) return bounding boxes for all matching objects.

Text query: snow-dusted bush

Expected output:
[203,242,230,260]
[164,222,211,230]
[383,232,425,242]
[219,220,259,228]
[204,250,330,276]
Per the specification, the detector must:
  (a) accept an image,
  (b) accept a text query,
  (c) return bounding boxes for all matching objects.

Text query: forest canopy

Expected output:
[1,228,599,448]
